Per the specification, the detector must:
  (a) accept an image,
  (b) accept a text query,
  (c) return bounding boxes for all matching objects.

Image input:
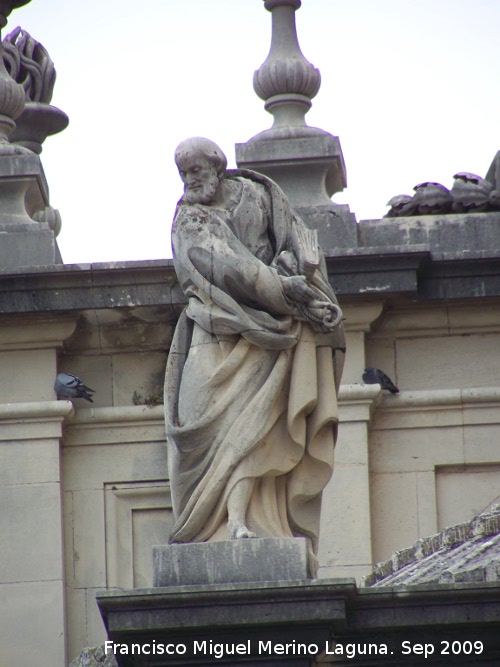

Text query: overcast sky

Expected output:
[11,0,500,264]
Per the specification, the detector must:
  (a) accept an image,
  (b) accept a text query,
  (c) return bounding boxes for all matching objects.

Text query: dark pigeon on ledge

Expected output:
[362,367,399,394]
[54,373,95,403]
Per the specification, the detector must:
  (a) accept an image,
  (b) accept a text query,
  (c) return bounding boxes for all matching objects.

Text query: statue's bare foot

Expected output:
[229,520,257,540]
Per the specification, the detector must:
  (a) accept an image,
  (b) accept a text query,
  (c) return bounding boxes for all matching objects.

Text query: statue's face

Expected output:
[177,153,220,205]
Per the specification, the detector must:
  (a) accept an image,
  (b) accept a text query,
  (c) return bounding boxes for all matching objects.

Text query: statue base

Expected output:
[153,537,311,586]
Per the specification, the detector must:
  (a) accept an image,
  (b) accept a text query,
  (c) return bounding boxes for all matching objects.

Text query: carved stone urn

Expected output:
[3,25,69,153]
[0,0,32,154]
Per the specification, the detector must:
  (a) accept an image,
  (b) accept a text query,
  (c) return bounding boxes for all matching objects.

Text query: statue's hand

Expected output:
[280,275,318,303]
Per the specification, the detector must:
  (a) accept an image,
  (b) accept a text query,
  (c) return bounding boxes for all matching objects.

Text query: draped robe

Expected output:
[165,170,345,569]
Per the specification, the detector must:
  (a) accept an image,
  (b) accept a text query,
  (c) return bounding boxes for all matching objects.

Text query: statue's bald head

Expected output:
[174,137,227,178]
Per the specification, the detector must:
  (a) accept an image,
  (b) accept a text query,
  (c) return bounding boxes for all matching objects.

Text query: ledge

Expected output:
[370,385,500,430]
[66,404,164,424]
[0,399,74,421]
[0,400,74,441]
[0,259,183,317]
[96,578,500,666]
[63,404,165,446]
[0,242,499,320]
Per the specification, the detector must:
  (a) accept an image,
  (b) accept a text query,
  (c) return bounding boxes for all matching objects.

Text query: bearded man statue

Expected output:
[164,137,345,574]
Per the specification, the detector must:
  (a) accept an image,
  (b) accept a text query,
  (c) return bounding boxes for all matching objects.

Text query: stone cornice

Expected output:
[338,384,382,423]
[0,244,498,321]
[327,246,500,300]
[97,577,500,665]
[0,399,74,420]
[0,313,77,349]
[370,386,500,430]
[0,399,73,440]
[0,259,182,317]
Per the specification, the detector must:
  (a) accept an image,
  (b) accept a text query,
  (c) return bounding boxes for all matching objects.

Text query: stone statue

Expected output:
[165,137,345,571]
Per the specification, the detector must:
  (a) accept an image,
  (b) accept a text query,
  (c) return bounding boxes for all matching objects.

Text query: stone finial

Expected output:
[0,1,64,268]
[3,26,56,103]
[0,0,31,154]
[3,26,69,153]
[253,0,320,136]
[236,0,354,249]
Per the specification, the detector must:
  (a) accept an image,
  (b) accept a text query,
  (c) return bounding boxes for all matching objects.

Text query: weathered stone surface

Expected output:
[0,260,180,315]
[69,645,117,667]
[98,579,352,666]
[0,227,57,267]
[358,211,500,256]
[363,505,500,587]
[296,204,357,251]
[166,137,344,570]
[153,537,310,586]
[326,246,430,297]
[236,133,347,208]
[0,152,62,267]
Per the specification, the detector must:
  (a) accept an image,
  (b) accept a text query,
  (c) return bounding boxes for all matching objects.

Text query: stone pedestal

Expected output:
[236,134,358,249]
[0,153,61,267]
[153,537,310,586]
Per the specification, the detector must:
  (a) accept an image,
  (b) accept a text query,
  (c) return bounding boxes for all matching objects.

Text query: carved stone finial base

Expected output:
[0,152,61,267]
[10,103,69,154]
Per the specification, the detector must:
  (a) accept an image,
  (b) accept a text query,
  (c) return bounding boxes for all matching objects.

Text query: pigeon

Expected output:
[362,367,399,394]
[54,373,95,403]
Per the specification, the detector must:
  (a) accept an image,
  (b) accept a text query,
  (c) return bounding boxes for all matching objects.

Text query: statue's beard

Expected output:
[183,175,220,204]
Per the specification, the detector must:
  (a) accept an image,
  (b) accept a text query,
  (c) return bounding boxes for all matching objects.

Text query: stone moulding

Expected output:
[372,386,500,408]
[0,260,181,316]
[0,399,73,420]
[98,578,353,658]
[65,404,164,425]
[341,385,500,412]
[63,404,165,447]
[0,399,73,441]
[97,578,500,666]
[366,385,500,434]
[337,383,382,424]
[338,384,382,402]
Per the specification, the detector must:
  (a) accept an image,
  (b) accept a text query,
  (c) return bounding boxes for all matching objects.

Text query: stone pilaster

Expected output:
[0,400,74,666]
[0,314,77,666]
[318,303,385,581]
